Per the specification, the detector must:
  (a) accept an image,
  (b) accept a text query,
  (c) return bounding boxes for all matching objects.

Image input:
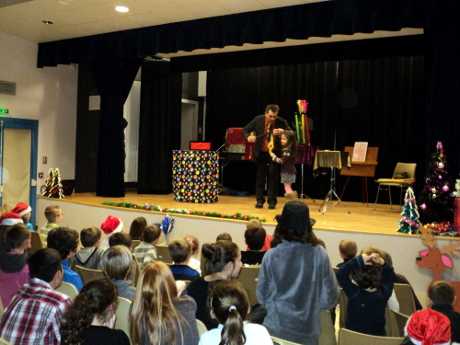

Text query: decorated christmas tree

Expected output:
[397,187,422,234]
[41,168,54,197]
[47,168,65,199]
[418,141,454,232]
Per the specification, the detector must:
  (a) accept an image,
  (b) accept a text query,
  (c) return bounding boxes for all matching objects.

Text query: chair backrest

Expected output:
[318,310,337,345]
[56,282,79,301]
[155,245,173,264]
[392,163,416,179]
[0,296,4,319]
[390,310,409,338]
[30,231,44,254]
[131,254,141,287]
[74,265,105,285]
[271,336,302,345]
[393,283,416,316]
[131,240,141,251]
[196,319,207,338]
[236,266,260,305]
[338,328,404,345]
[0,338,12,345]
[115,297,132,344]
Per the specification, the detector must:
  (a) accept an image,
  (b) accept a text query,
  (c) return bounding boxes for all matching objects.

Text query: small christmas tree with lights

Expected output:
[418,141,454,232]
[48,168,65,199]
[41,168,54,197]
[397,187,422,234]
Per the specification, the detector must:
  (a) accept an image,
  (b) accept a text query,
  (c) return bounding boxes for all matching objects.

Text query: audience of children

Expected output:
[130,261,200,345]
[101,245,136,301]
[71,226,104,270]
[100,216,124,250]
[60,278,130,345]
[245,219,272,251]
[269,129,298,200]
[242,225,267,265]
[403,309,452,345]
[199,280,273,345]
[336,239,357,268]
[0,212,24,252]
[336,251,395,336]
[187,240,243,330]
[129,216,147,241]
[39,205,63,246]
[184,235,201,274]
[168,238,200,281]
[133,224,161,269]
[0,248,72,345]
[12,202,34,232]
[0,223,31,307]
[47,227,84,292]
[257,201,339,345]
[429,281,460,343]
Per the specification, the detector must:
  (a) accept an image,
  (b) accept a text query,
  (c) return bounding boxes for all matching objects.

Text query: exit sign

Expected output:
[0,109,8,114]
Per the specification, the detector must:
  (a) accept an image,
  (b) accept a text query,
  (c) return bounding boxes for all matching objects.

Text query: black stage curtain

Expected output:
[137,61,182,194]
[88,57,142,197]
[206,54,426,202]
[37,0,429,67]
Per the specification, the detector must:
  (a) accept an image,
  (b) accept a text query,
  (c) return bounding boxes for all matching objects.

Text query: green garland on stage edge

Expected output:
[101,201,266,222]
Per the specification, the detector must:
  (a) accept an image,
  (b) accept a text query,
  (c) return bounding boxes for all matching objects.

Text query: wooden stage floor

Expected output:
[58,191,411,237]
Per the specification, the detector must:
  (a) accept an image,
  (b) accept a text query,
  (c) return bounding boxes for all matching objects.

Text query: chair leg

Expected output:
[374,185,382,210]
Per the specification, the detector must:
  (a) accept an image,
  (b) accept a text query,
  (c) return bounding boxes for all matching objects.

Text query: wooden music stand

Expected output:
[340,147,379,207]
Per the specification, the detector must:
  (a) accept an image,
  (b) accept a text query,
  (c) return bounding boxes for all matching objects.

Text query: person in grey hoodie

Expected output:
[101,245,136,301]
[257,201,339,345]
[71,226,104,270]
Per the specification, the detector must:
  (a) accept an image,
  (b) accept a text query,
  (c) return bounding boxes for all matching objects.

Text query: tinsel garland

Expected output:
[101,201,266,222]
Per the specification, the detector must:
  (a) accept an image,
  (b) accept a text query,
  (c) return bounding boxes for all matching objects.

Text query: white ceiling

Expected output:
[0,0,423,58]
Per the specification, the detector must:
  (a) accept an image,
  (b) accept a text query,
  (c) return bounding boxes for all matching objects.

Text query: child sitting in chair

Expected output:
[336,252,395,336]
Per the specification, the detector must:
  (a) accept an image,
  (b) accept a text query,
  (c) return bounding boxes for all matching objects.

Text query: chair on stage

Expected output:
[74,265,105,285]
[374,163,416,210]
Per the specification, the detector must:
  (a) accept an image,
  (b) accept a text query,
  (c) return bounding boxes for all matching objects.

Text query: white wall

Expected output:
[0,31,78,184]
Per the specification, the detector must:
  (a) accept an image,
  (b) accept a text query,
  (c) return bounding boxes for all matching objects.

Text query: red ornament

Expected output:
[221,214,225,218]
[243,216,248,220]
[233,215,238,219]
[202,212,207,216]
[145,206,150,210]
[162,208,166,212]
[189,211,194,215]
[133,205,138,209]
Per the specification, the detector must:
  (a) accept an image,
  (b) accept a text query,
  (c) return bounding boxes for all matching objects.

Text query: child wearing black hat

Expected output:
[336,251,395,336]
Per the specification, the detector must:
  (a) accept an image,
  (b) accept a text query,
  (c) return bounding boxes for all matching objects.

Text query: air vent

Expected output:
[0,80,16,95]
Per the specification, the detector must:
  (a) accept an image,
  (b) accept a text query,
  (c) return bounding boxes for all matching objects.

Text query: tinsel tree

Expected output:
[41,168,54,197]
[397,187,422,234]
[47,168,65,199]
[418,141,454,227]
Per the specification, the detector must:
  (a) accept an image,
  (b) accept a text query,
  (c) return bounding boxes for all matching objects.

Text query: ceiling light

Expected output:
[42,20,53,24]
[115,6,129,12]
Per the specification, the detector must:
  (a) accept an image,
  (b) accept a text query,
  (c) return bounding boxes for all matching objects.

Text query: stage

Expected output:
[50,191,406,236]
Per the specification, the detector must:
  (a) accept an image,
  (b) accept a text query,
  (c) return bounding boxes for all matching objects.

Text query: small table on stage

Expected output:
[172,150,219,203]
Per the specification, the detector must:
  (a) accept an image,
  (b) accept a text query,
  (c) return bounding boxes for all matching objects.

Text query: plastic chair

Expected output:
[374,163,416,210]
[131,254,141,287]
[131,240,141,251]
[155,246,173,264]
[0,297,4,319]
[236,266,260,305]
[393,283,416,316]
[338,328,404,345]
[30,231,44,254]
[115,297,132,344]
[196,319,207,338]
[0,338,12,345]
[390,310,409,337]
[318,310,337,345]
[56,282,79,301]
[74,265,105,285]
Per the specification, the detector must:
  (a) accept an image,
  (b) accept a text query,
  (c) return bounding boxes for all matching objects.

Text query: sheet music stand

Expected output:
[313,150,349,213]
[296,144,319,201]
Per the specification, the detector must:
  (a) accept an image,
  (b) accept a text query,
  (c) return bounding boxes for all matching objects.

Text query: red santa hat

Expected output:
[100,216,123,235]
[0,212,24,226]
[12,203,32,217]
[405,309,451,345]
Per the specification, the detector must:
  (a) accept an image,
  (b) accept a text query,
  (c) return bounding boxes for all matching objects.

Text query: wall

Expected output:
[0,31,78,184]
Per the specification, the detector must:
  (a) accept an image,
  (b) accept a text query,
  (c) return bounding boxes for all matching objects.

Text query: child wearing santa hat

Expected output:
[403,309,452,345]
[12,203,34,232]
[100,216,124,251]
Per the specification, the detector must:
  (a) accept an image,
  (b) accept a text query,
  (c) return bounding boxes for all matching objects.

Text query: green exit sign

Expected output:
[0,109,9,114]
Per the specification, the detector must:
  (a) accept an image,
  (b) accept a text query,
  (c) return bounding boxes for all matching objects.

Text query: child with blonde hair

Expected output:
[184,235,201,274]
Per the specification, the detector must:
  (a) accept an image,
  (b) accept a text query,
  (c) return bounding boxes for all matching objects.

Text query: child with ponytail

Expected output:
[199,280,272,345]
